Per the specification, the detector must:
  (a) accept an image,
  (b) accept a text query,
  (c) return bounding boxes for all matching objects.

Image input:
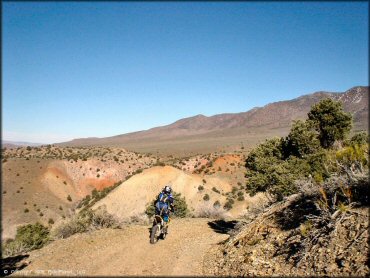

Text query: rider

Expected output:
[154,185,174,223]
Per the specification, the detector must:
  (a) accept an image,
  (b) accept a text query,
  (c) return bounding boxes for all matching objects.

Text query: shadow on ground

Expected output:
[207,220,239,234]
[1,254,29,276]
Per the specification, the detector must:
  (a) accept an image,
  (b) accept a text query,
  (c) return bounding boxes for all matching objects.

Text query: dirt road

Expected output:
[12,218,230,276]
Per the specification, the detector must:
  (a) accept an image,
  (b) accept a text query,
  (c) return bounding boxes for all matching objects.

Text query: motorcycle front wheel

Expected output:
[150,224,161,244]
[160,225,168,240]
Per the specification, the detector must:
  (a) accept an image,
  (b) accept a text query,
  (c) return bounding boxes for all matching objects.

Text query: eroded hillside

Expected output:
[2,146,251,240]
[1,146,157,240]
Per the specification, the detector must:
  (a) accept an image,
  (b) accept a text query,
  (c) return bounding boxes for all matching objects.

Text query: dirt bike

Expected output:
[150,214,170,244]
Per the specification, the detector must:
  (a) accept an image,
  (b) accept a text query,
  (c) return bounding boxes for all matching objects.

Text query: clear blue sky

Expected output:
[3,2,368,143]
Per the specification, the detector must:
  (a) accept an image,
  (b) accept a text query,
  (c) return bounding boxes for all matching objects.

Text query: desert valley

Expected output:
[1,86,369,276]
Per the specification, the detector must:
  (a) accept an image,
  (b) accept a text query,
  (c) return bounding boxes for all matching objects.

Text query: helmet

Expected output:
[164,185,172,194]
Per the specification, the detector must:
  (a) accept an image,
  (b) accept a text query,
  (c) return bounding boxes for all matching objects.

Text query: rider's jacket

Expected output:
[156,191,174,207]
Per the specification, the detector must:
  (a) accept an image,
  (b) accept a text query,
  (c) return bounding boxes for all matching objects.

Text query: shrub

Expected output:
[24,208,29,213]
[203,194,210,201]
[349,131,368,146]
[172,192,189,218]
[88,208,121,230]
[223,200,233,210]
[194,203,228,219]
[145,191,188,218]
[145,201,156,218]
[213,200,221,208]
[198,185,204,191]
[212,187,220,194]
[2,240,27,257]
[133,168,143,175]
[77,194,91,209]
[52,208,121,239]
[334,144,368,172]
[125,213,149,225]
[67,195,72,202]
[11,223,49,253]
[154,161,165,166]
[48,218,54,225]
[237,192,245,201]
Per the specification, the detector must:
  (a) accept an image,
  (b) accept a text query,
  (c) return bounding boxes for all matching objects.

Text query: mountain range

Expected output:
[2,140,44,148]
[59,86,368,154]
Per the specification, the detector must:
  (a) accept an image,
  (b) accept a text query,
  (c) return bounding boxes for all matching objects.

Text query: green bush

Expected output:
[172,192,189,218]
[223,200,233,210]
[237,191,245,201]
[134,168,143,174]
[145,191,188,218]
[212,187,220,194]
[145,201,156,218]
[213,200,221,208]
[349,131,368,146]
[15,222,49,250]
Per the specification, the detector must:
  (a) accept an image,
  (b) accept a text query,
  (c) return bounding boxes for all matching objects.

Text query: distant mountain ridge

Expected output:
[59,86,368,154]
[2,140,44,148]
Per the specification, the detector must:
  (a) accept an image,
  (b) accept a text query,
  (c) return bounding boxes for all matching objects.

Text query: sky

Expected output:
[2,2,369,144]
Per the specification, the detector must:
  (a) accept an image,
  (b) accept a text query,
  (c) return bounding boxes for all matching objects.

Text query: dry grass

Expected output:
[194,203,230,219]
[124,213,150,225]
[51,208,122,239]
[2,240,28,257]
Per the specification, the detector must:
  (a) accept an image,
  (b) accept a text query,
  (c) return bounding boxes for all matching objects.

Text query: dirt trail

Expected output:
[12,218,229,276]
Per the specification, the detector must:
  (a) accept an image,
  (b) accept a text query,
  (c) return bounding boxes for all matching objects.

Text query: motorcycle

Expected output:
[150,214,169,244]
